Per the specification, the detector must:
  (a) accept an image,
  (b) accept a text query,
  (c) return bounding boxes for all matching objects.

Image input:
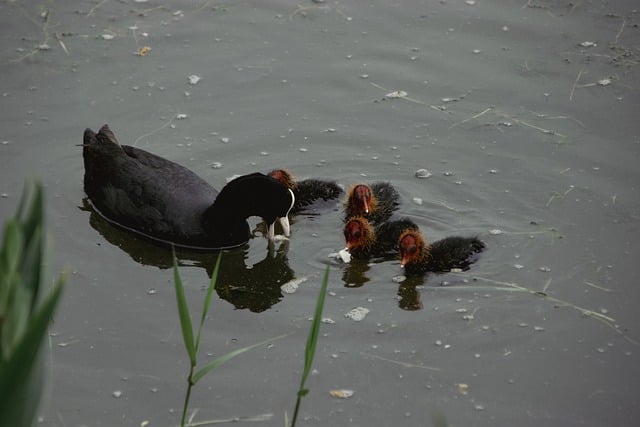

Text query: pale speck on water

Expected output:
[345,307,369,321]
[414,168,432,179]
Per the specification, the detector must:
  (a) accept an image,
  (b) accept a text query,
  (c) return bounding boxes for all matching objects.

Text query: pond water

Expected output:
[1,0,639,426]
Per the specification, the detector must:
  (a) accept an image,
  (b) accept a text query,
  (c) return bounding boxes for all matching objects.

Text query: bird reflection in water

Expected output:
[84,200,296,312]
[340,258,423,311]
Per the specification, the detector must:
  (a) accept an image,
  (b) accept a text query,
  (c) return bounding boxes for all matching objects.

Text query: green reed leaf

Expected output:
[173,250,196,365]
[195,253,221,354]
[192,333,290,385]
[0,276,64,427]
[299,265,329,388]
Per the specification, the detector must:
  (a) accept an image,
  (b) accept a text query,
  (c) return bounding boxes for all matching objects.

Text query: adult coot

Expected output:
[82,125,295,250]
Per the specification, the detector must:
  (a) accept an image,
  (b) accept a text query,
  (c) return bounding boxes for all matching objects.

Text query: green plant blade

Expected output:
[173,250,196,365]
[299,265,329,388]
[192,333,291,385]
[19,182,43,238]
[1,220,23,277]
[0,278,64,427]
[195,253,221,353]
[20,224,44,311]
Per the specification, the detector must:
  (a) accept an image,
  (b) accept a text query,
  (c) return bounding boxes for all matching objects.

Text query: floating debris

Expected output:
[384,90,408,99]
[38,44,51,51]
[112,390,122,398]
[329,389,354,399]
[338,248,351,263]
[147,288,157,295]
[579,41,597,47]
[321,318,335,324]
[513,264,524,270]
[392,275,406,283]
[597,78,612,86]
[209,162,223,169]
[415,168,432,179]
[345,306,369,321]
[220,137,230,143]
[188,75,201,85]
[457,383,469,395]
[175,113,188,120]
[412,197,423,205]
[101,34,115,40]
[280,276,308,294]
[489,229,503,235]
[136,46,151,56]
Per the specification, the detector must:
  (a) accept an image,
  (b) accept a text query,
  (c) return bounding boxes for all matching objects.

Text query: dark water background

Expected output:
[1,0,639,426]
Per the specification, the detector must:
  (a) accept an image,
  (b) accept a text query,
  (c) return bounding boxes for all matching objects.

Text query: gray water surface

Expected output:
[1,1,639,426]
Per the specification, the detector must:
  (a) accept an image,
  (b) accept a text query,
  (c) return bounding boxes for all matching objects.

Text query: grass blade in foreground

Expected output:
[173,249,196,364]
[195,253,221,354]
[0,182,65,427]
[192,332,291,384]
[172,252,290,427]
[290,264,330,427]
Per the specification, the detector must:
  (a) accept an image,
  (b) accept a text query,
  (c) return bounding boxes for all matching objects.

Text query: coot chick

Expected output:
[268,169,343,214]
[344,216,418,259]
[398,229,485,275]
[82,125,295,250]
[344,182,400,225]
